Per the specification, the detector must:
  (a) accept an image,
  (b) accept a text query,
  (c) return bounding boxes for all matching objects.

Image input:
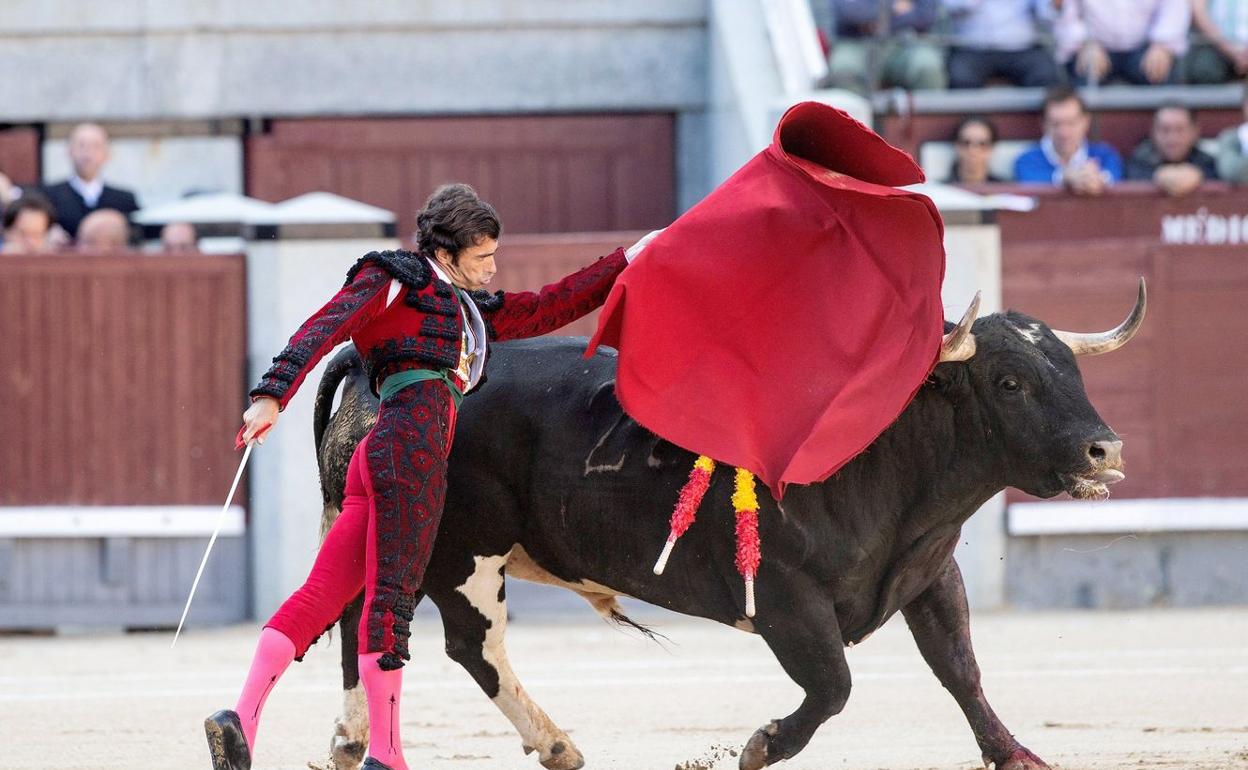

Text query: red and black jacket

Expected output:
[250,247,628,408]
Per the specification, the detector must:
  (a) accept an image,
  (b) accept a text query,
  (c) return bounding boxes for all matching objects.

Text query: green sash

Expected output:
[379,368,464,410]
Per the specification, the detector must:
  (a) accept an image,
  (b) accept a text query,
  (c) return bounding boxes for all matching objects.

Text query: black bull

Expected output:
[310,296,1142,770]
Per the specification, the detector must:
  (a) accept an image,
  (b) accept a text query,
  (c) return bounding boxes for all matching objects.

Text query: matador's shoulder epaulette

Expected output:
[343,249,432,290]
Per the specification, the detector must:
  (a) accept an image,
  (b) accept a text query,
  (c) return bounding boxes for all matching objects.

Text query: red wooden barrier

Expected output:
[0,254,247,505]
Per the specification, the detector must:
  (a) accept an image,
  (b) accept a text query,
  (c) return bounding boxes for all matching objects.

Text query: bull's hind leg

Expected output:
[740,577,851,770]
[330,592,367,770]
[433,552,585,770]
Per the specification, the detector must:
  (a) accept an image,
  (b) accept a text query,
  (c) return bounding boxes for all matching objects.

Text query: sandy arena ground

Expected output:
[1,606,1246,770]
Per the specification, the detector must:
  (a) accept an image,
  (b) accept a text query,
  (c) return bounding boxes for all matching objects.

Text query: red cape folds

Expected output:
[586,102,947,498]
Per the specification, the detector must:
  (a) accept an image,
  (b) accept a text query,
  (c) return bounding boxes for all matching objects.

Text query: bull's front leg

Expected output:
[740,576,850,770]
[901,558,1050,770]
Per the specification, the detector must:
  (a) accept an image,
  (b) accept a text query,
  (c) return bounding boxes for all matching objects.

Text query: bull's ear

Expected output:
[927,361,967,393]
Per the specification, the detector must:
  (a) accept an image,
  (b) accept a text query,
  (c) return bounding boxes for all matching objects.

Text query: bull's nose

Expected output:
[1086,439,1123,467]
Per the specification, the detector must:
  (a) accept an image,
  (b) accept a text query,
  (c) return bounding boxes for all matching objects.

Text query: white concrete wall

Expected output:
[942,222,1006,610]
[0,1,708,122]
[245,236,397,618]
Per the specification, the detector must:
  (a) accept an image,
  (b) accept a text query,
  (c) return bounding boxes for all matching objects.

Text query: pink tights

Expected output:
[231,443,416,768]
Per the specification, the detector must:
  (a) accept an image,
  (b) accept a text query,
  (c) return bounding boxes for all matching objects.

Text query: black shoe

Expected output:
[204,709,251,770]
[362,759,396,770]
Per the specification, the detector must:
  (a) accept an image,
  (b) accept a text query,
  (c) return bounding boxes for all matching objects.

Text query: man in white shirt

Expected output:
[42,123,139,240]
[1054,0,1190,85]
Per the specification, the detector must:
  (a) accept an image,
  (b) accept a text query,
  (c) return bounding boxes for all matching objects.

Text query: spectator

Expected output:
[77,209,131,251]
[1187,0,1248,83]
[42,123,139,239]
[1053,0,1190,85]
[1,194,56,254]
[1126,103,1218,196]
[943,0,1060,88]
[826,0,946,93]
[1215,82,1248,183]
[1014,86,1123,195]
[160,221,199,253]
[0,171,18,210]
[947,116,1005,184]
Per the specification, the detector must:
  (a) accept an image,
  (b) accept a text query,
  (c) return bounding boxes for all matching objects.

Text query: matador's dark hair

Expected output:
[415,183,501,264]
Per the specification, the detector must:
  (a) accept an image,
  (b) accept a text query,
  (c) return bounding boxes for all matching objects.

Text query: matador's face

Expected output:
[438,237,498,292]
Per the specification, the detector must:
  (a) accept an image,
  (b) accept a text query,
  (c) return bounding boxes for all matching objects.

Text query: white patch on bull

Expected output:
[456,551,584,770]
[1012,322,1060,370]
[329,682,368,767]
[584,424,627,475]
[1013,322,1044,345]
[507,545,625,607]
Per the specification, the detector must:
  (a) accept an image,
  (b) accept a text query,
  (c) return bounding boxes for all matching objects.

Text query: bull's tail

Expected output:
[313,346,363,454]
[582,594,667,646]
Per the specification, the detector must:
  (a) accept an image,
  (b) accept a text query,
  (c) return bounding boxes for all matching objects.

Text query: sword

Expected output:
[172,435,258,648]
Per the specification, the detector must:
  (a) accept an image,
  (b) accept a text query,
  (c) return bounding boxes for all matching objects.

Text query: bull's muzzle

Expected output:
[1084,439,1124,484]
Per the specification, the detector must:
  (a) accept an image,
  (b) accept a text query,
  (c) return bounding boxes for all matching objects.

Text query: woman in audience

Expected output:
[946,115,1005,184]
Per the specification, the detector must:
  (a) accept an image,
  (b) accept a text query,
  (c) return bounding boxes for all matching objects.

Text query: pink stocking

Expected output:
[360,651,410,770]
[233,626,296,751]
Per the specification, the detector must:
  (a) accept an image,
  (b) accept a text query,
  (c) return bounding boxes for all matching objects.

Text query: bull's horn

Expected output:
[1052,278,1147,357]
[939,291,980,362]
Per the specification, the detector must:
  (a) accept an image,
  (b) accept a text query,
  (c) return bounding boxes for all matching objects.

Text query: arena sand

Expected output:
[1,606,1245,769]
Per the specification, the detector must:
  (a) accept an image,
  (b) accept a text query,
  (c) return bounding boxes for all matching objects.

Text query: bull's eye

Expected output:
[999,377,1021,392]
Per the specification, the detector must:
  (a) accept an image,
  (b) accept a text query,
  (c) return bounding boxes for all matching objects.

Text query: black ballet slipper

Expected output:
[204,709,251,770]
[362,758,397,770]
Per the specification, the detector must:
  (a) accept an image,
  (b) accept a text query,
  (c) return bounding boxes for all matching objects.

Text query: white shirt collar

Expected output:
[69,174,105,208]
[1040,136,1089,185]
[425,256,488,388]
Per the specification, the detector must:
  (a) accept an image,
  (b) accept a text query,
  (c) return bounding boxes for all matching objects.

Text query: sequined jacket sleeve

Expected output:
[478,248,628,341]
[249,265,391,409]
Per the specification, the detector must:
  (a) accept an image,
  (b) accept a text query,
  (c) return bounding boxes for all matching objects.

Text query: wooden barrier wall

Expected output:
[485,230,647,339]
[0,254,247,506]
[246,115,675,239]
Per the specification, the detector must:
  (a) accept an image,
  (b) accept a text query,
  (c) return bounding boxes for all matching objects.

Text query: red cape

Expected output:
[587,102,946,498]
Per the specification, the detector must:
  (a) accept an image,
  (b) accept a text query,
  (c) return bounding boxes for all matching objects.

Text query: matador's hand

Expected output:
[238,397,278,448]
[626,228,665,262]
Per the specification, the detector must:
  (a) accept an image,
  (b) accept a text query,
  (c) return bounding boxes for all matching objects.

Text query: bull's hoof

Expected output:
[329,738,366,770]
[738,721,779,770]
[985,747,1051,770]
[537,739,585,770]
[329,720,367,770]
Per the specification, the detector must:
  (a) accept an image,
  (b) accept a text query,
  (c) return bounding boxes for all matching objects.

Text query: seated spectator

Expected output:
[1014,86,1123,195]
[42,123,139,239]
[1,194,57,254]
[1126,103,1218,197]
[1187,0,1248,84]
[160,221,200,253]
[826,0,946,93]
[947,116,1006,184]
[1215,83,1248,183]
[1054,0,1190,85]
[77,208,131,251]
[943,0,1060,88]
[0,171,18,210]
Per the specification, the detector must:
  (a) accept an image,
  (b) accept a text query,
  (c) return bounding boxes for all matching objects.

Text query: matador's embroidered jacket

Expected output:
[250,247,628,407]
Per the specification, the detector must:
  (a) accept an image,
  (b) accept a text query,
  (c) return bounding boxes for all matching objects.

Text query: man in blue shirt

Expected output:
[1014,86,1123,195]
